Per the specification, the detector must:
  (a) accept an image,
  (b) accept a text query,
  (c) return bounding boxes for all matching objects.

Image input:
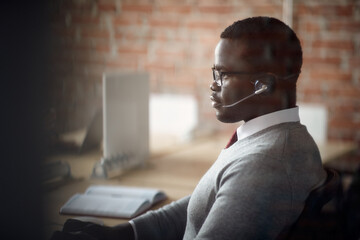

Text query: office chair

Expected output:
[341,166,360,240]
[277,167,341,240]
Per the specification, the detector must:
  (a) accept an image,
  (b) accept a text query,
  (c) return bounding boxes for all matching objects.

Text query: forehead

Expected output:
[214,39,252,71]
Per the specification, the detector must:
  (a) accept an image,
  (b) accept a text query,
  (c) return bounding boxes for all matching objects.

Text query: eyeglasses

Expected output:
[212,67,300,87]
[212,67,255,86]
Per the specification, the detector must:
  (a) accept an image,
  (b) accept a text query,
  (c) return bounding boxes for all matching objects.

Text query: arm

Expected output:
[50,219,135,240]
[51,196,190,240]
[131,195,190,240]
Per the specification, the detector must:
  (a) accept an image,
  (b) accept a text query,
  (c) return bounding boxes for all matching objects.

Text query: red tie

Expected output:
[225,131,238,149]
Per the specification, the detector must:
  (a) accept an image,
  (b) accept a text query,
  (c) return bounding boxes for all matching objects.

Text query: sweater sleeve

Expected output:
[131,195,190,240]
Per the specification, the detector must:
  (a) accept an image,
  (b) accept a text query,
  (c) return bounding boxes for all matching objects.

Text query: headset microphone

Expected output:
[221,72,299,108]
[222,83,268,108]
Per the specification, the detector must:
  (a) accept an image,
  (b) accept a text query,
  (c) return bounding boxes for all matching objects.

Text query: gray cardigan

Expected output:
[132,122,327,240]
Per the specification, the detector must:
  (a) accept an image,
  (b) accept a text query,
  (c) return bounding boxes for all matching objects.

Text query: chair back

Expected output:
[342,166,360,240]
[300,168,340,218]
[277,168,341,240]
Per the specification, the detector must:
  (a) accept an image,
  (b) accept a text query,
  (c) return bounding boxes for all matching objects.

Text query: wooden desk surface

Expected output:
[42,135,357,238]
[318,141,357,164]
[43,135,225,237]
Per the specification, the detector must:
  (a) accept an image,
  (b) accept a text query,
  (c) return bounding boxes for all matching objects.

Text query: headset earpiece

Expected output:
[254,74,275,95]
[222,73,276,108]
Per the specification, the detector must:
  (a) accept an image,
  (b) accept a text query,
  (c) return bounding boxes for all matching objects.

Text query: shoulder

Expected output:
[216,151,291,195]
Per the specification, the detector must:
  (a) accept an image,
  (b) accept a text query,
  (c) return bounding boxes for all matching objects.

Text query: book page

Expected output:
[85,185,167,204]
[60,193,150,219]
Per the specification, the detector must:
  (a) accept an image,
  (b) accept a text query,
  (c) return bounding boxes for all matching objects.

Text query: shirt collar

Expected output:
[236,107,300,141]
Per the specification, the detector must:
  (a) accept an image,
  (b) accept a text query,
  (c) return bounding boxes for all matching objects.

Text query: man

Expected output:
[52,16,326,240]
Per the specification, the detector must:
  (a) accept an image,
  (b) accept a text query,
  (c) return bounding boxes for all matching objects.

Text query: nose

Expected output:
[210,81,220,91]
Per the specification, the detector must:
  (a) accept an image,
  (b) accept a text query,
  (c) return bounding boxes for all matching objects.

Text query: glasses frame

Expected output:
[211,67,256,87]
[211,67,300,87]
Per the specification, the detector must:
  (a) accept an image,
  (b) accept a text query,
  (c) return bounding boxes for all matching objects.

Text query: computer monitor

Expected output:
[92,72,149,178]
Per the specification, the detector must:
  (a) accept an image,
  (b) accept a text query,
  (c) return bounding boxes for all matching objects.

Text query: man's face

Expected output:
[210,39,262,123]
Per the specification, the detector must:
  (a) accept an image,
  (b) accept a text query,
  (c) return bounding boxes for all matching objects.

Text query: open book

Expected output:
[60,185,167,219]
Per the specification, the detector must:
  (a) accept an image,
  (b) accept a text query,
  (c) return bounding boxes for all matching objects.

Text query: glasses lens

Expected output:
[212,69,221,86]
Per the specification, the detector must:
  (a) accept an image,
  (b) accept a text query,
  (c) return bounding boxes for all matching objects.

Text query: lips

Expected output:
[210,95,222,108]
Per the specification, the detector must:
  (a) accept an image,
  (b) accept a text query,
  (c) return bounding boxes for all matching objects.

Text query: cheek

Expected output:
[221,89,241,103]
[221,82,253,103]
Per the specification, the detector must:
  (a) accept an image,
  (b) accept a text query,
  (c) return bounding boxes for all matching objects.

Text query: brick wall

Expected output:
[294,0,360,146]
[48,0,360,147]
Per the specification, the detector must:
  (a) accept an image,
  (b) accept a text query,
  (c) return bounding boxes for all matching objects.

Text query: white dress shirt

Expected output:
[236,107,300,141]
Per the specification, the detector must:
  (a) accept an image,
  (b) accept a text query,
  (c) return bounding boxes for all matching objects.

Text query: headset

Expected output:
[222,73,277,108]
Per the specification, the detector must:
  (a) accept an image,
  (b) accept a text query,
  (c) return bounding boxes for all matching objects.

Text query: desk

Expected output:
[43,135,225,238]
[42,135,357,238]
[318,141,357,165]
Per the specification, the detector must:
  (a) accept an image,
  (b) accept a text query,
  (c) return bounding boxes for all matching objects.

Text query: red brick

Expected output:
[46,0,360,145]
[151,71,194,93]
[327,85,360,98]
[296,4,353,17]
[301,86,323,96]
[145,30,168,42]
[98,0,117,12]
[328,128,359,142]
[197,5,233,14]
[330,103,360,118]
[349,57,360,68]
[158,5,192,14]
[149,18,180,28]
[81,28,110,39]
[117,45,148,55]
[252,5,282,16]
[335,5,354,16]
[114,31,139,41]
[303,56,341,68]
[199,35,219,47]
[106,58,138,70]
[328,21,360,31]
[121,4,153,14]
[113,13,141,26]
[310,70,352,82]
[173,35,192,44]
[296,4,309,15]
[95,44,111,53]
[163,72,197,89]
[329,119,360,129]
[312,40,354,51]
[186,20,219,30]
[304,22,321,32]
[144,61,175,72]
[295,4,323,15]
[154,47,186,59]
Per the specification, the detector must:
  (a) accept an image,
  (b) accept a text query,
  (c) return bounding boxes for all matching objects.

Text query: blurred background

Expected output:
[46,0,360,152]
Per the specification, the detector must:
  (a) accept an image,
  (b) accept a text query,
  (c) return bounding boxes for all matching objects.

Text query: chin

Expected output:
[215,112,240,123]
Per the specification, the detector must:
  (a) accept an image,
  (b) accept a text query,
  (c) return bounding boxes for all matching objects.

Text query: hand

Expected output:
[50,219,135,240]
[50,230,98,240]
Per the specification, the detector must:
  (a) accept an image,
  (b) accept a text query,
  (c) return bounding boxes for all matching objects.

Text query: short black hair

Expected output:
[221,17,302,78]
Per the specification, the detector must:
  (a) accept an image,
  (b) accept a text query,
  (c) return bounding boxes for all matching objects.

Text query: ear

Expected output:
[254,73,276,95]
